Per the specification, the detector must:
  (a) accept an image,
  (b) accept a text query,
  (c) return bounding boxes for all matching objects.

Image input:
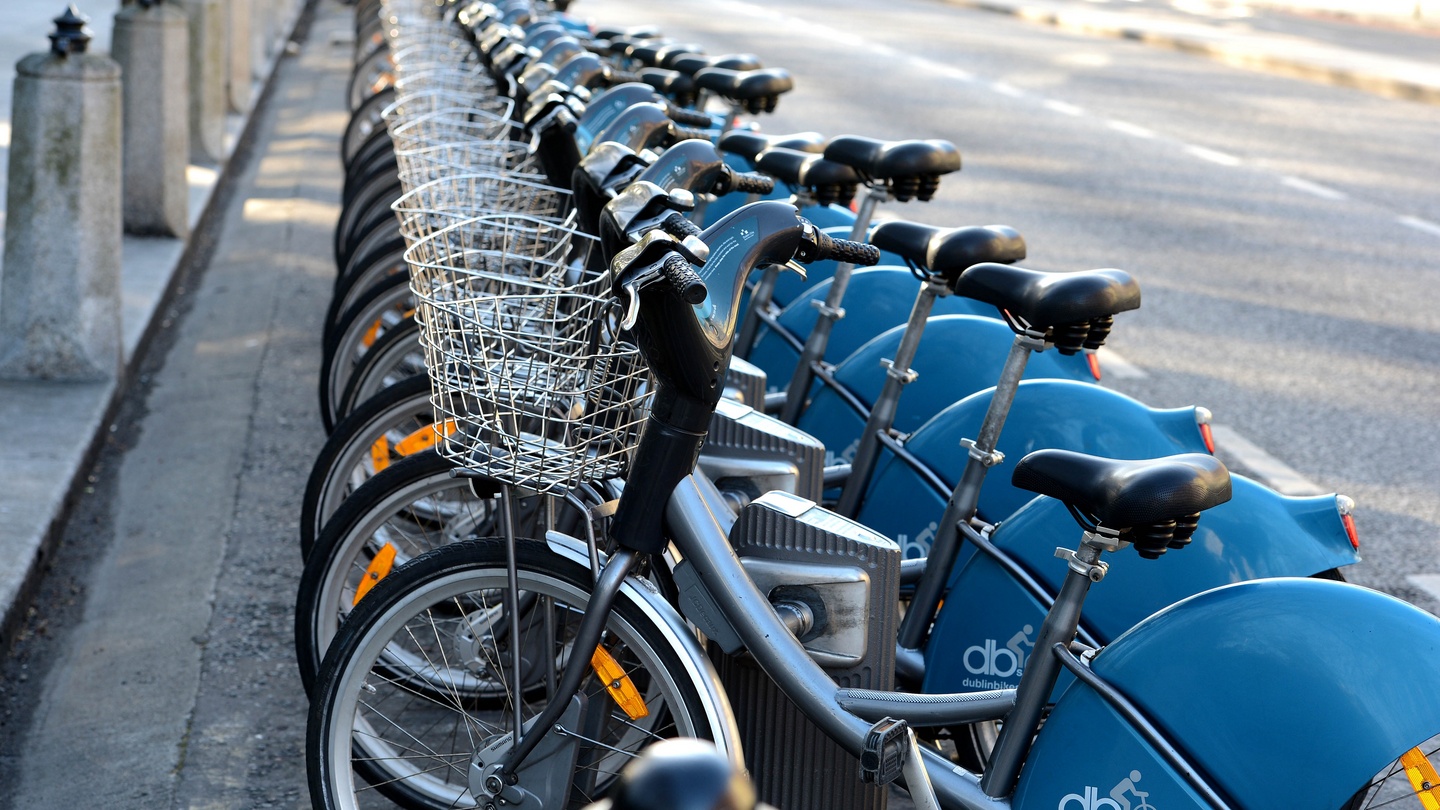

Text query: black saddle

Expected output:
[717,130,826,163]
[693,67,793,113]
[670,53,764,76]
[822,136,961,201]
[754,147,860,207]
[953,262,1140,353]
[869,221,1025,284]
[1012,450,1231,558]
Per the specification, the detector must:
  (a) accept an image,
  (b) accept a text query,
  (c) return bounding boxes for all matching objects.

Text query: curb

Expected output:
[0,1,314,651]
[951,0,1440,106]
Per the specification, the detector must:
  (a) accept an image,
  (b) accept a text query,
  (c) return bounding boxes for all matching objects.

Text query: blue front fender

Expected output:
[1017,579,1440,810]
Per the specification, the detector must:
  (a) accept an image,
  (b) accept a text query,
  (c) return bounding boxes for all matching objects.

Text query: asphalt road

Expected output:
[0,0,1437,807]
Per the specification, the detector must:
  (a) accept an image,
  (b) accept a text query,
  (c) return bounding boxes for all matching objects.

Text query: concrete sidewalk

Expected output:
[947,0,1440,105]
[0,2,307,646]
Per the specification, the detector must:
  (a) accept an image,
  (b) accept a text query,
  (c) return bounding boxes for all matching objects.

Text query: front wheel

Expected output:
[1342,740,1440,809]
[307,537,730,810]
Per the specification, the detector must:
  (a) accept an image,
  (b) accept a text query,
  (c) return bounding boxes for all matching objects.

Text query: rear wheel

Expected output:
[1341,740,1440,809]
[306,537,726,809]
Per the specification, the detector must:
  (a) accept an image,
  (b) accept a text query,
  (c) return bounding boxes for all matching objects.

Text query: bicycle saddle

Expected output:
[627,42,705,68]
[590,738,761,810]
[954,262,1140,352]
[822,136,961,201]
[670,52,764,76]
[717,130,826,163]
[637,68,697,106]
[693,67,794,113]
[1012,450,1231,557]
[754,147,859,206]
[869,221,1026,285]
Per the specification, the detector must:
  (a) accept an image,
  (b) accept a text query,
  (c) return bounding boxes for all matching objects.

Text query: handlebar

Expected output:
[796,224,881,266]
[664,104,715,128]
[725,170,775,196]
[661,252,708,304]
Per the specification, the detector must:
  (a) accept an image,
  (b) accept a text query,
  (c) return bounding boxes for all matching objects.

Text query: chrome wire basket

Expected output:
[410,215,649,493]
[392,173,573,249]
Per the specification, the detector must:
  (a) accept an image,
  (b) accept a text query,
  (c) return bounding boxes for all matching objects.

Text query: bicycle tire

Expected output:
[330,315,425,431]
[306,536,727,809]
[328,240,407,329]
[346,43,394,113]
[334,173,400,265]
[296,450,501,693]
[319,272,414,413]
[299,373,432,558]
[341,87,394,169]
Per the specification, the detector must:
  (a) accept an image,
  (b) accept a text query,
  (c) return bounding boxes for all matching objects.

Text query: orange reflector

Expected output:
[394,420,456,457]
[1086,352,1102,381]
[353,543,397,606]
[360,317,383,349]
[369,436,391,473]
[591,646,649,720]
[1199,422,1216,455]
[1342,513,1359,550]
[1400,747,1440,810]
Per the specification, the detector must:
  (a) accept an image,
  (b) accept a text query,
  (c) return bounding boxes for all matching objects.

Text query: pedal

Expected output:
[858,717,908,785]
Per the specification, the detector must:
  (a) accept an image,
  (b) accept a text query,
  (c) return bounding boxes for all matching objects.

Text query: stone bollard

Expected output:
[0,7,122,382]
[226,0,251,113]
[112,0,189,238]
[179,0,225,163]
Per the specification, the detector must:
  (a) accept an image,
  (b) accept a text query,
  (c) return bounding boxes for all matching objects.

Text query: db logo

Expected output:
[963,639,1022,677]
[1059,771,1155,810]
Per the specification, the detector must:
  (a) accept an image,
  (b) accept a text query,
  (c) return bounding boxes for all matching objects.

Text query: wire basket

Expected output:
[411,215,649,493]
[392,172,573,249]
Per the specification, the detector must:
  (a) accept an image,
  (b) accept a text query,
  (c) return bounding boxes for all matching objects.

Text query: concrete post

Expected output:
[226,0,251,113]
[250,0,267,82]
[112,0,189,237]
[0,7,123,381]
[179,0,225,163]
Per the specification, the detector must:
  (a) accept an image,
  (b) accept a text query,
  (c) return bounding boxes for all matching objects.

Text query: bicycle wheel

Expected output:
[296,450,498,693]
[319,273,414,416]
[1341,739,1440,809]
[342,87,395,169]
[300,374,432,558]
[330,315,425,430]
[307,537,729,809]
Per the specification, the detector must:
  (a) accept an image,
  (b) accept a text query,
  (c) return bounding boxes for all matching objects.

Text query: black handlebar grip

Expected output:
[608,68,644,85]
[661,212,704,239]
[730,171,774,195]
[661,253,708,304]
[813,228,881,266]
[664,104,713,128]
[672,124,712,142]
[830,237,881,266]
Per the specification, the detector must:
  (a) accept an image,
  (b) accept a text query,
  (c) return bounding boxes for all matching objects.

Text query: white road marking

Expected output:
[1043,99,1085,116]
[1281,176,1348,201]
[1184,144,1242,166]
[1106,119,1156,138]
[1406,575,1440,605]
[1096,347,1147,379]
[1207,424,1325,496]
[991,81,1026,97]
[1399,215,1440,239]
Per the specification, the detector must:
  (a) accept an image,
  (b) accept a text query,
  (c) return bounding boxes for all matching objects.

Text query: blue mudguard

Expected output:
[1013,578,1440,810]
[747,267,981,395]
[856,380,1208,556]
[799,315,1094,466]
[921,478,1360,693]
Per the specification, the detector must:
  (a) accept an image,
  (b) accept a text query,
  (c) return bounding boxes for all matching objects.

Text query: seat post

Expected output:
[779,185,888,423]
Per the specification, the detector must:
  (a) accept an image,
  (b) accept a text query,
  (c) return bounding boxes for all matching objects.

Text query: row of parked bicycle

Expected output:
[294,0,1440,807]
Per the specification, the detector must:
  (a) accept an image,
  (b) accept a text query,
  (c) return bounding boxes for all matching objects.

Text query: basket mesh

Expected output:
[409,215,649,492]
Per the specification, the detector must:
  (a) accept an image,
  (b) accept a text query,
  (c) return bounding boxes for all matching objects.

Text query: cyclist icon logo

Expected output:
[1057,770,1156,810]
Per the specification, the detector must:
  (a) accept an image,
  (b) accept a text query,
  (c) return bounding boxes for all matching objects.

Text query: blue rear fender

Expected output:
[797,315,1092,466]
[1017,578,1440,810]
[746,267,968,394]
[921,478,1361,694]
[897,379,1209,524]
